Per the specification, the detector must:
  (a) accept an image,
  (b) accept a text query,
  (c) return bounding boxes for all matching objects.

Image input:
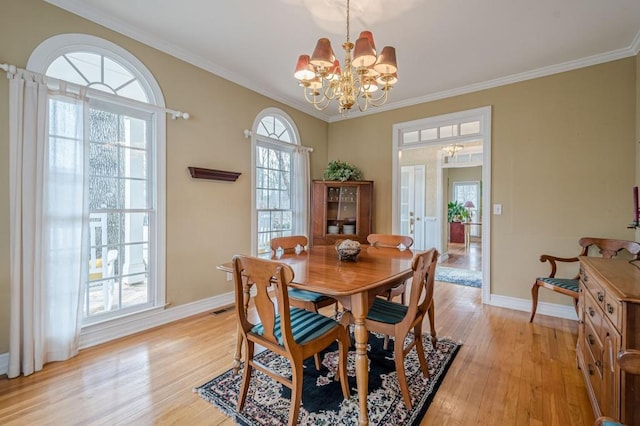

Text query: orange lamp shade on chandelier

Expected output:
[294,0,398,114]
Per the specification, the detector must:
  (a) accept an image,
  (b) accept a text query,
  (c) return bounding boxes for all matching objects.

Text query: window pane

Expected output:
[89,176,120,209]
[281,211,292,231]
[268,149,280,169]
[280,171,290,192]
[90,142,121,177]
[103,57,136,91]
[90,109,123,144]
[50,98,83,138]
[125,148,147,179]
[420,128,438,141]
[403,131,419,144]
[116,81,148,103]
[268,170,280,189]
[439,125,458,138]
[256,168,267,188]
[125,179,148,209]
[258,211,271,233]
[66,52,102,83]
[256,189,268,209]
[269,190,280,209]
[47,57,88,86]
[256,146,269,167]
[280,189,291,210]
[460,120,480,135]
[280,151,291,171]
[122,116,147,149]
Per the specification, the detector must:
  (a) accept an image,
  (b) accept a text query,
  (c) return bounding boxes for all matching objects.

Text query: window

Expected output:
[453,181,480,235]
[252,110,307,256]
[29,34,166,324]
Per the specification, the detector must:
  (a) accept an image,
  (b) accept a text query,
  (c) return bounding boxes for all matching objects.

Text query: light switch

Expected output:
[493,204,502,215]
[226,272,233,281]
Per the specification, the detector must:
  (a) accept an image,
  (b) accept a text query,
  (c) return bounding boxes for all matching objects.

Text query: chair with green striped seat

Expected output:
[364,248,439,409]
[231,255,350,426]
[529,237,640,323]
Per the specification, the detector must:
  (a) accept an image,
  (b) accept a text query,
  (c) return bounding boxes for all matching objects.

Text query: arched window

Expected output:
[27,34,166,325]
[251,109,309,256]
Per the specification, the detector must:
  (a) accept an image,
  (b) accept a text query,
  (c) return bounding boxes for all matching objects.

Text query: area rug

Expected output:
[195,332,460,425]
[435,266,482,288]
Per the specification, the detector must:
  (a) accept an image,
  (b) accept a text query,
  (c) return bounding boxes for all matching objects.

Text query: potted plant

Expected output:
[447,201,468,223]
[324,160,363,182]
[447,201,466,243]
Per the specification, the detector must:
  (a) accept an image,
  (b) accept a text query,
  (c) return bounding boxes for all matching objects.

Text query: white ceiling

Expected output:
[46,0,640,122]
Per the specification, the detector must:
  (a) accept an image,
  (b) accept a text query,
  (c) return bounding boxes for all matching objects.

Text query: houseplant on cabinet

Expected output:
[324,160,363,182]
[447,201,467,243]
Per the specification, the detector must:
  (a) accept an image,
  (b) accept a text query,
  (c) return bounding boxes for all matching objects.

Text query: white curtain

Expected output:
[8,72,88,378]
[292,146,310,237]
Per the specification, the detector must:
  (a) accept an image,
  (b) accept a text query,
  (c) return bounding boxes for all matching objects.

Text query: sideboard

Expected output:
[577,257,640,425]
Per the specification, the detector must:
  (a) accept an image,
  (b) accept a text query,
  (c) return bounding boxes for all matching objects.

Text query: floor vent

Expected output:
[210,305,234,316]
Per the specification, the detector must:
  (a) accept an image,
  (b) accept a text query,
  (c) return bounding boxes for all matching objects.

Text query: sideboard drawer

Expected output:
[584,290,603,334]
[603,294,622,331]
[581,266,605,307]
[584,314,603,368]
[583,341,602,401]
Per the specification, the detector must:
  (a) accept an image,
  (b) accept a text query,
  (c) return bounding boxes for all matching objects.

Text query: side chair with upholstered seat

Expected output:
[366,233,414,304]
[364,248,439,409]
[529,237,640,322]
[231,254,350,426]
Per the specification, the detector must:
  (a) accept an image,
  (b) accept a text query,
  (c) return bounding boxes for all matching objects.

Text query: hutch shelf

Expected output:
[311,180,373,246]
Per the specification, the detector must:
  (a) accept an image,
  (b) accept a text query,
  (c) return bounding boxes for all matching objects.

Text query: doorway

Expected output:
[391,106,492,302]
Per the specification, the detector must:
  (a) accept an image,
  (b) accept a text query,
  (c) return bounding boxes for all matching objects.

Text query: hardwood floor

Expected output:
[442,241,482,271]
[0,282,593,425]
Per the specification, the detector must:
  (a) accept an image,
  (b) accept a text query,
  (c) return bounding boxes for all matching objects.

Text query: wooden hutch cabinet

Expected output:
[577,257,640,425]
[311,180,373,246]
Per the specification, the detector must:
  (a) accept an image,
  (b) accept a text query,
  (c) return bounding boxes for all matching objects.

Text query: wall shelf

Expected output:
[188,167,241,182]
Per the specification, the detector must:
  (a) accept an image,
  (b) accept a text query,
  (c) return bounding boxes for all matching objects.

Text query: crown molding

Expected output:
[45,1,640,124]
[328,38,640,123]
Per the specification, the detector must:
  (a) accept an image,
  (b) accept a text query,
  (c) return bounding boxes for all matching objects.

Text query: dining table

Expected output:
[217,244,436,426]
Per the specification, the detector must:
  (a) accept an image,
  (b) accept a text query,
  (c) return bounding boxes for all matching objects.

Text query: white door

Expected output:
[400,165,425,249]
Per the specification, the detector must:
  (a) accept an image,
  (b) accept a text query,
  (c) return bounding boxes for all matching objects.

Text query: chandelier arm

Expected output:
[302,87,333,111]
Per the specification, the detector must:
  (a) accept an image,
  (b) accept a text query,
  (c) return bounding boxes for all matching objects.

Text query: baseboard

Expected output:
[488,294,578,321]
[79,291,235,349]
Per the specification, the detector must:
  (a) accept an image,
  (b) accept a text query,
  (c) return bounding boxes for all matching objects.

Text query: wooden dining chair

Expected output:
[529,237,640,322]
[232,255,350,426]
[366,234,414,304]
[271,236,338,317]
[364,248,439,409]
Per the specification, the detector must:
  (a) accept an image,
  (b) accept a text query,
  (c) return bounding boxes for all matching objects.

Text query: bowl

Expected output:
[335,239,361,261]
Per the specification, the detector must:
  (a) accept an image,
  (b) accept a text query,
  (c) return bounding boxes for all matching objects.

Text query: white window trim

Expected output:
[250,108,301,256]
[27,34,167,332]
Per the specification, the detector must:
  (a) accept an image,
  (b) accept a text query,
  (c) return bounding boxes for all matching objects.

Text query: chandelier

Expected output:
[293,0,398,114]
[443,144,464,157]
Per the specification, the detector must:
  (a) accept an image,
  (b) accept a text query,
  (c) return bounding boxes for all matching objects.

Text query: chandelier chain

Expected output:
[346,0,350,44]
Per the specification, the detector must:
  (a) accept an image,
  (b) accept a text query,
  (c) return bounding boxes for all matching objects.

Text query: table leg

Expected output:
[350,294,370,426]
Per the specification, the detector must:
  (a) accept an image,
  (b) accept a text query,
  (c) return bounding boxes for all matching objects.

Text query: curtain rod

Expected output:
[1,62,190,120]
